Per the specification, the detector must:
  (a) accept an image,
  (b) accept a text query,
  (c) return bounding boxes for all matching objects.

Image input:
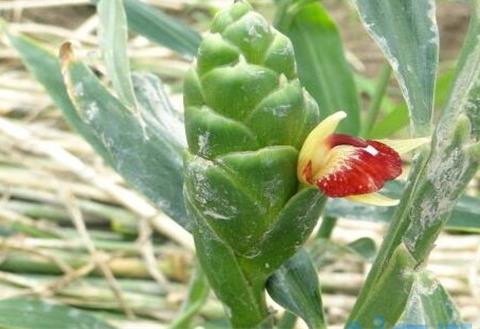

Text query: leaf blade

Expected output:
[0,299,116,329]
[347,245,417,328]
[275,0,361,134]
[124,0,201,57]
[60,44,188,227]
[267,249,327,329]
[97,0,137,108]
[4,31,114,166]
[352,0,439,136]
[398,272,463,327]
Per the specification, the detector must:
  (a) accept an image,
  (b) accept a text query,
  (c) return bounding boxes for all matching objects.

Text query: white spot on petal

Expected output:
[365,145,379,156]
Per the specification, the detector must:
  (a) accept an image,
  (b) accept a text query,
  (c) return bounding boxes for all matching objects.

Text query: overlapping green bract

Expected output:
[183,2,324,327]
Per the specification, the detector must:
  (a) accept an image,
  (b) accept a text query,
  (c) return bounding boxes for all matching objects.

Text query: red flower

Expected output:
[298,112,429,206]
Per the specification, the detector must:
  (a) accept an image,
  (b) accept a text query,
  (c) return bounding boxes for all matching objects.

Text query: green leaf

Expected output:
[454,0,480,77]
[434,67,456,110]
[267,249,326,329]
[369,68,455,139]
[122,0,201,57]
[361,64,392,137]
[397,272,463,327]
[0,298,116,329]
[275,0,361,135]
[276,312,298,329]
[169,264,210,329]
[352,0,439,136]
[61,45,188,227]
[346,245,417,328]
[346,237,377,261]
[90,0,201,57]
[132,72,186,147]
[97,0,137,108]
[4,31,113,166]
[447,194,480,232]
[368,104,409,139]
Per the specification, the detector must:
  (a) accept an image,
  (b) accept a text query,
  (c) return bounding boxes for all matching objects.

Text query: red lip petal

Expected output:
[328,133,368,148]
[316,140,402,197]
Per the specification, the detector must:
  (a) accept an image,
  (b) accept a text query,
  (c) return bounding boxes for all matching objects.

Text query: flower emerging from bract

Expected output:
[297,111,429,206]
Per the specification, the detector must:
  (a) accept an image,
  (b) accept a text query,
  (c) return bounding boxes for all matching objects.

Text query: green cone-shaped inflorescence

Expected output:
[183,2,325,327]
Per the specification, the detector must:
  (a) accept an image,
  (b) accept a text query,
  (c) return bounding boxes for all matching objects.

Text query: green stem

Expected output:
[360,64,392,138]
[316,216,337,239]
[277,311,298,329]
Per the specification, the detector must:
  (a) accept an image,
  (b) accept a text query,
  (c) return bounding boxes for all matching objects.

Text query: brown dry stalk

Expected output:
[0,238,73,274]
[0,117,194,250]
[137,218,168,286]
[60,188,135,319]
[0,0,90,10]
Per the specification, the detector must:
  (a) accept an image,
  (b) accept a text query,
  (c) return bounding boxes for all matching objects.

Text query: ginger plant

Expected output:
[4,0,480,328]
[183,2,325,326]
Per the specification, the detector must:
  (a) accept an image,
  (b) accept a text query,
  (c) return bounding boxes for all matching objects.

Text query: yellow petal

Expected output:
[377,137,430,155]
[298,111,347,184]
[345,192,399,207]
[312,144,357,181]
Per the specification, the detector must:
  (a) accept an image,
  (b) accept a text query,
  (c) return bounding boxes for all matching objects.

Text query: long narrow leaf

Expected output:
[267,249,327,329]
[368,104,409,139]
[122,0,201,57]
[370,68,455,139]
[4,31,113,166]
[132,72,186,147]
[60,43,188,227]
[351,0,439,136]
[90,0,201,57]
[275,0,361,134]
[346,245,417,328]
[97,0,137,108]
[0,299,116,329]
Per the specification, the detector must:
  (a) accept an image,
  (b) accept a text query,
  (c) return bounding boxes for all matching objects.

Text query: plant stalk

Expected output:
[361,64,392,138]
[317,216,338,240]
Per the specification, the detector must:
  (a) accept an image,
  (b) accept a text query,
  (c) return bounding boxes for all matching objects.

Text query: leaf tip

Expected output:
[59,41,75,70]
